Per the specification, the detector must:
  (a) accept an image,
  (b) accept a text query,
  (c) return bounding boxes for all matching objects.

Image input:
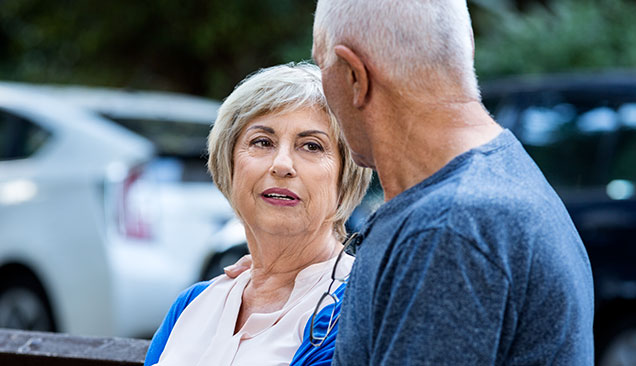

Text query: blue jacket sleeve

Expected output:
[290,283,346,366]
[144,281,212,366]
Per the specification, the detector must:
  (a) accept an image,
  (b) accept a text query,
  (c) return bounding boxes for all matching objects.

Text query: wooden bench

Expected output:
[0,328,150,366]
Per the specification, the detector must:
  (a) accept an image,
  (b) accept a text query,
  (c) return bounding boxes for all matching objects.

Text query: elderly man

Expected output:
[311,0,594,364]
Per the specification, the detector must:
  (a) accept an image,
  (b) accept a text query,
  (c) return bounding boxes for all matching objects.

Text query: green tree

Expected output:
[0,0,315,99]
[2,0,635,98]
[474,0,636,79]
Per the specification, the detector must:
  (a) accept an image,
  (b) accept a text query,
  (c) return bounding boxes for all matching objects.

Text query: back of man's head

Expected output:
[314,0,479,100]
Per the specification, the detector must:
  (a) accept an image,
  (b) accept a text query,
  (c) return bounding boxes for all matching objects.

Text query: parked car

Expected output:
[0,82,246,338]
[12,83,251,279]
[482,71,636,366]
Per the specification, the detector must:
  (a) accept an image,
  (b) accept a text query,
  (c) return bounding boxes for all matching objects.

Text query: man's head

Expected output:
[312,0,480,168]
[313,0,479,99]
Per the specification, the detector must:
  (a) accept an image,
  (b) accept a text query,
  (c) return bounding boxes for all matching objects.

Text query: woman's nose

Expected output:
[270,147,296,178]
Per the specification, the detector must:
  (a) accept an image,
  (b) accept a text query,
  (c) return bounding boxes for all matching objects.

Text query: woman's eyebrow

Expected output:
[298,130,329,138]
[246,125,275,134]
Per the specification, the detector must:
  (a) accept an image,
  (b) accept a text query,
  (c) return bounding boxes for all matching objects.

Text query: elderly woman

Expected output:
[144,63,372,366]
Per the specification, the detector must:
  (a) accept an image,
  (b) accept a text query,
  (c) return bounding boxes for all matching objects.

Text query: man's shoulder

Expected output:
[378,155,580,269]
[390,170,540,236]
[404,143,568,230]
[366,133,582,262]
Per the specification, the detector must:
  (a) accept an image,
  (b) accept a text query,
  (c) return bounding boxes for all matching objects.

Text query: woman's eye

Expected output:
[303,142,324,152]
[251,138,272,148]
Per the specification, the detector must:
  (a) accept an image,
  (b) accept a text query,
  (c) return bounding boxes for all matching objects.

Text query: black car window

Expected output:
[513,94,619,190]
[103,116,210,158]
[0,109,51,161]
[608,103,636,184]
[102,116,212,182]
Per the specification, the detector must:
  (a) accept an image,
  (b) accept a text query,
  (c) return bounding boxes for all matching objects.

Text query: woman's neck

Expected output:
[245,226,341,281]
[234,226,342,333]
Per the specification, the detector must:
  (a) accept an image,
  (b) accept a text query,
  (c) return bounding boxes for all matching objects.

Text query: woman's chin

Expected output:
[248,216,313,238]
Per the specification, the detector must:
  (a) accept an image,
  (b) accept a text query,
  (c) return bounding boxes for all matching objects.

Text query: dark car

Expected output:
[482,71,636,366]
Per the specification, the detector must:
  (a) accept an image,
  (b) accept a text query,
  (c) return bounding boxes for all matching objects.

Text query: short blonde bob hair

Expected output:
[208,62,372,242]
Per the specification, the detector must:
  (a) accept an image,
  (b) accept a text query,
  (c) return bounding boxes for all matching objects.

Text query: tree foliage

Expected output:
[474,0,636,79]
[1,0,635,98]
[0,0,315,99]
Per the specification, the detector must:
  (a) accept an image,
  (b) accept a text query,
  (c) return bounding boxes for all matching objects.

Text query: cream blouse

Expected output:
[155,254,354,366]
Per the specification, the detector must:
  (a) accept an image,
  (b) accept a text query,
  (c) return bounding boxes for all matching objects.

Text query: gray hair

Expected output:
[313,0,479,99]
[207,62,372,241]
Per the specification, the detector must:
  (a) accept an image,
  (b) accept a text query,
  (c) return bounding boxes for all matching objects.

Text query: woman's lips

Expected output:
[261,188,300,207]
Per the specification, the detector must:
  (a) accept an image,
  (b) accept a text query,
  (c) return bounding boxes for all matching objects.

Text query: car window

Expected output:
[105,117,210,158]
[609,103,636,183]
[103,116,212,182]
[516,106,607,189]
[511,90,633,190]
[0,109,51,161]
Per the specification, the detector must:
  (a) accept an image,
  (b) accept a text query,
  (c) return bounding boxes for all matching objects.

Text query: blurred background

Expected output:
[2,0,636,98]
[1,0,635,365]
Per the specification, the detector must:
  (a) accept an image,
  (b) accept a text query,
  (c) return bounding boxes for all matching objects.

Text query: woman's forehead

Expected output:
[242,107,334,137]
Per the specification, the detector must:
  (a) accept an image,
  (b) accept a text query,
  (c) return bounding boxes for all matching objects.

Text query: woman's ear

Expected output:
[334,45,369,109]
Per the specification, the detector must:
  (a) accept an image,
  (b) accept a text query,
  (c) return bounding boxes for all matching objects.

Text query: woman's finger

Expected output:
[223,255,252,278]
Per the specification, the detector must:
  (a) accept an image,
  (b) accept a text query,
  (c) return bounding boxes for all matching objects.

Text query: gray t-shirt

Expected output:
[333,130,594,365]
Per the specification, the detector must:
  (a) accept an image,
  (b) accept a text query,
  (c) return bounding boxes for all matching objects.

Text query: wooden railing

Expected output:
[0,328,149,366]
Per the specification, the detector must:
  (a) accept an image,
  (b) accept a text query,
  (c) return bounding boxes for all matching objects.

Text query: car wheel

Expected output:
[0,276,55,332]
[598,315,636,366]
[203,245,249,280]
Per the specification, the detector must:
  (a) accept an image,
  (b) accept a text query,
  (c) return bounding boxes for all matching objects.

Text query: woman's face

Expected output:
[231,107,341,239]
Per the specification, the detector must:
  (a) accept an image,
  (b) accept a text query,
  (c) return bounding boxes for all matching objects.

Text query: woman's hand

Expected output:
[223,255,252,278]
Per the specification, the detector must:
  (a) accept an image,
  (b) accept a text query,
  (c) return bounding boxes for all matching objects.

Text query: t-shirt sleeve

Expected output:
[369,227,510,365]
[144,281,212,366]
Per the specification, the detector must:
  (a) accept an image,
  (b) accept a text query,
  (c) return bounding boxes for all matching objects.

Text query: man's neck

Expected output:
[371,100,502,201]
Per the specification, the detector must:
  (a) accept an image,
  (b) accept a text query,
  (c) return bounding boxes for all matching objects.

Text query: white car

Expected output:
[0,82,247,338]
[16,83,250,278]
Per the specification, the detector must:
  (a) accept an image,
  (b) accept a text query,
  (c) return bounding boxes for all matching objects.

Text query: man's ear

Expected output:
[334,45,369,108]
